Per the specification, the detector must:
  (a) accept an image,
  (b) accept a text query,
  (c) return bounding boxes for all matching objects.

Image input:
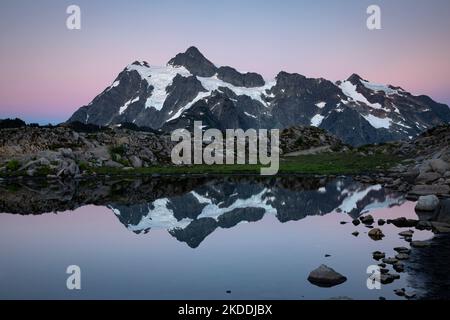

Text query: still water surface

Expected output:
[0,176,440,299]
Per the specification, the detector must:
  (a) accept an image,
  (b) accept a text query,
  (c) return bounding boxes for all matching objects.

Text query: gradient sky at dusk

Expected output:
[1,0,449,124]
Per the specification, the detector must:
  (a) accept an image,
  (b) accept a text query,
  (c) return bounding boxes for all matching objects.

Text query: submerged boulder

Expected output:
[307,264,347,288]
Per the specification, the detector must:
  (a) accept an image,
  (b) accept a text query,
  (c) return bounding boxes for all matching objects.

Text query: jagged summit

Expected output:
[346,73,364,84]
[68,47,450,146]
[167,46,217,77]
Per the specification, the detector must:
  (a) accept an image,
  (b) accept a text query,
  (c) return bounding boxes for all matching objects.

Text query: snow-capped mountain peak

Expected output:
[68,47,450,146]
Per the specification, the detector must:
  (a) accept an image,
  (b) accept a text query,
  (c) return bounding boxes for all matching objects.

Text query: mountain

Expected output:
[68,47,450,146]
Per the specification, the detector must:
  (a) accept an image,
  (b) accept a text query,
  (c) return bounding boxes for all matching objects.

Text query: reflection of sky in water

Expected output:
[0,199,433,300]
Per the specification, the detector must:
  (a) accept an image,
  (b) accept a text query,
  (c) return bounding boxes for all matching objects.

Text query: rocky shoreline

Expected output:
[0,122,350,179]
[353,125,450,199]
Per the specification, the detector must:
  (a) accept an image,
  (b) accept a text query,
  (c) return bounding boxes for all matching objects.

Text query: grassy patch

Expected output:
[6,160,20,171]
[90,151,402,176]
[110,145,127,156]
[279,152,401,174]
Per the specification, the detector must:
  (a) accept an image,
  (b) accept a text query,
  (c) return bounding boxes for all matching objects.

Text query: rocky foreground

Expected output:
[0,122,348,178]
[0,123,175,178]
[354,125,450,200]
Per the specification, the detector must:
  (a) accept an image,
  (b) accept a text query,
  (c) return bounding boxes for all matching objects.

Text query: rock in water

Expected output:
[411,241,431,248]
[368,228,385,241]
[387,217,418,228]
[415,195,440,212]
[399,230,414,238]
[360,215,374,225]
[395,253,410,260]
[394,247,411,254]
[435,199,450,224]
[372,251,386,260]
[307,265,347,288]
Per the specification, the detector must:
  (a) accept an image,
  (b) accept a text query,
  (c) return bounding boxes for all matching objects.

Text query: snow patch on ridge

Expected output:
[361,80,402,96]
[127,63,192,111]
[111,199,193,232]
[362,114,392,129]
[119,96,140,115]
[198,75,275,107]
[338,185,382,213]
[197,188,277,221]
[338,81,383,110]
[315,102,326,109]
[310,114,325,127]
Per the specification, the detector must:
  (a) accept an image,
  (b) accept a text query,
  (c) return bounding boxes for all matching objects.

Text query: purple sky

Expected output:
[1,0,449,124]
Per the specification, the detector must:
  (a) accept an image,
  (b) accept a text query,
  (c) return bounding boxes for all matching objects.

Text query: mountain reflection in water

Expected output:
[1,176,404,248]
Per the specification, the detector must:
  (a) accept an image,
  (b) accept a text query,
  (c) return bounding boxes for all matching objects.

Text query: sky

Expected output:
[0,0,449,124]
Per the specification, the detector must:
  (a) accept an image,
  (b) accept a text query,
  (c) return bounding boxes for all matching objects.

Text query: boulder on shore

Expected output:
[415,195,440,212]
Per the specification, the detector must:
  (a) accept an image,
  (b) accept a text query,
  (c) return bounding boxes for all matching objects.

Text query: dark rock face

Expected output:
[168,46,217,77]
[320,107,398,146]
[279,126,347,155]
[67,47,450,146]
[169,218,218,249]
[269,72,343,128]
[69,69,151,126]
[217,66,265,88]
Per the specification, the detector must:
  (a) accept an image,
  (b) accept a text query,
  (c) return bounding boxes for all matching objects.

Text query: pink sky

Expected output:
[1,0,449,123]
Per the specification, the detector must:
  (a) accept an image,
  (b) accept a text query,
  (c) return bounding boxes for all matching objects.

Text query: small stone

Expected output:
[399,230,414,238]
[325,254,331,258]
[416,221,433,230]
[394,247,411,254]
[360,215,375,225]
[387,217,418,228]
[340,221,347,225]
[372,251,386,260]
[378,219,386,226]
[431,222,450,233]
[409,184,450,197]
[393,263,405,273]
[415,172,441,184]
[382,257,398,265]
[411,241,431,248]
[391,274,401,280]
[352,231,359,237]
[380,268,390,275]
[429,159,450,174]
[129,155,143,168]
[368,228,385,241]
[394,288,406,297]
[405,291,417,299]
[352,219,361,226]
[395,253,410,260]
[380,274,398,285]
